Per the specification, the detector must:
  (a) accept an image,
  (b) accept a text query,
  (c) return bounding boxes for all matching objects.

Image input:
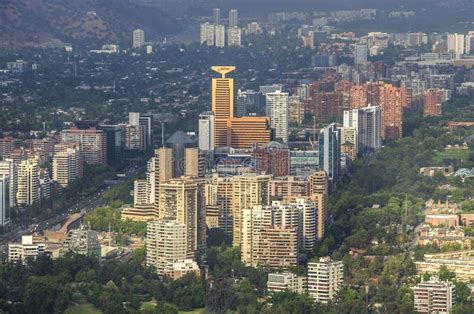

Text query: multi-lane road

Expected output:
[0,162,144,256]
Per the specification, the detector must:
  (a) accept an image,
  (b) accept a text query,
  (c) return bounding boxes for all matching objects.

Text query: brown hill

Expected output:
[0,0,177,49]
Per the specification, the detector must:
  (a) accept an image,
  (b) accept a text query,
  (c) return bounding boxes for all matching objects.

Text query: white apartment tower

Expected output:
[229,9,238,28]
[200,23,215,46]
[447,33,465,59]
[266,91,289,143]
[227,27,242,47]
[16,158,40,207]
[308,257,344,304]
[133,29,145,48]
[215,24,226,48]
[146,220,188,276]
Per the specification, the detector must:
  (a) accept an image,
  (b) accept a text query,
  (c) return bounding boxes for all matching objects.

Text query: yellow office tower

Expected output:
[211,66,236,147]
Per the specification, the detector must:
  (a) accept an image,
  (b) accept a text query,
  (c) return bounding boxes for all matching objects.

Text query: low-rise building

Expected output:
[415,250,474,282]
[418,225,471,249]
[425,214,459,228]
[267,272,307,294]
[165,259,200,280]
[8,235,45,263]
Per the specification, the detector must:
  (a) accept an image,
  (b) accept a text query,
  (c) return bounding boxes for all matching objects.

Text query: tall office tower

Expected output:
[308,257,344,304]
[158,177,206,256]
[231,174,271,247]
[423,89,445,116]
[0,159,17,208]
[227,27,242,47]
[447,33,465,59]
[253,226,298,268]
[266,91,289,143]
[211,66,236,147]
[213,8,221,25]
[318,124,341,183]
[0,176,10,226]
[98,125,124,164]
[61,127,106,165]
[200,23,215,46]
[132,29,145,48]
[16,158,40,207]
[466,31,474,55]
[241,206,273,265]
[306,92,344,124]
[252,144,290,177]
[205,174,234,237]
[343,105,381,153]
[229,9,238,27]
[146,220,188,276]
[413,276,455,314]
[8,235,45,263]
[215,25,226,48]
[52,145,83,188]
[198,112,215,151]
[354,43,368,65]
[226,117,272,149]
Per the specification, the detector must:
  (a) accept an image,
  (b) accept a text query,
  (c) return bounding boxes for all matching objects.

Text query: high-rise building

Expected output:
[318,123,341,183]
[211,66,236,147]
[213,8,221,25]
[158,177,206,256]
[198,112,215,151]
[231,174,271,247]
[466,31,474,55]
[447,33,465,59]
[153,147,173,210]
[227,27,242,47]
[200,23,215,46]
[252,143,290,177]
[266,91,289,143]
[253,226,298,268]
[308,171,328,196]
[61,127,106,165]
[354,43,368,65]
[146,220,188,276]
[229,9,238,28]
[52,144,83,188]
[215,25,226,48]
[423,88,450,117]
[270,176,308,199]
[98,125,124,164]
[129,112,153,150]
[306,92,344,124]
[205,174,233,237]
[308,257,344,304]
[350,83,408,140]
[237,89,264,116]
[413,276,455,314]
[16,158,40,207]
[241,206,273,265]
[226,117,272,149]
[288,96,305,125]
[132,29,145,48]
[0,176,10,226]
[0,159,17,208]
[8,235,45,263]
[343,105,382,153]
